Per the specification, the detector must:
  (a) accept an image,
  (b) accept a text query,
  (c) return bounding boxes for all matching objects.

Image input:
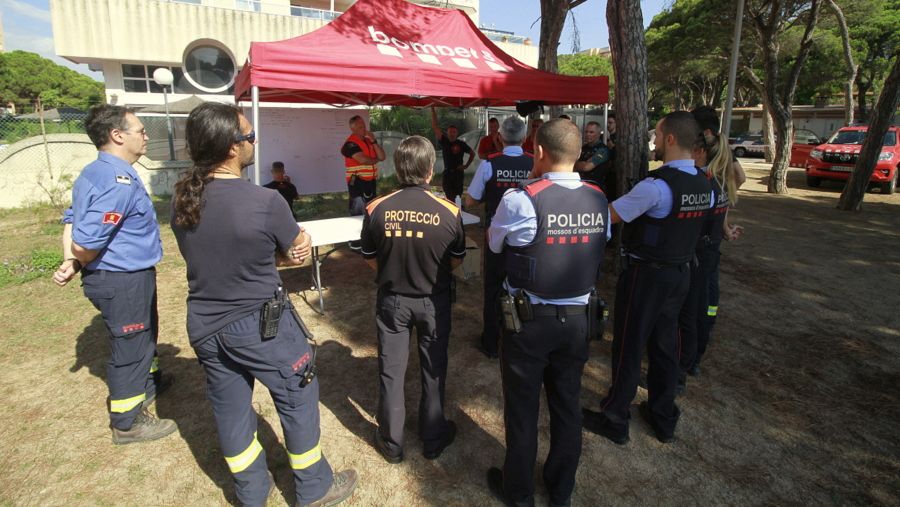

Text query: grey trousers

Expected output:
[375,289,452,456]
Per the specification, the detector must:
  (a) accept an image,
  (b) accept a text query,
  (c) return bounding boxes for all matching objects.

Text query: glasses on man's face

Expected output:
[235,130,256,144]
[121,128,147,137]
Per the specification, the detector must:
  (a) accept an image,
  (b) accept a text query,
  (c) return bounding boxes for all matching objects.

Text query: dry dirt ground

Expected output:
[1,161,898,506]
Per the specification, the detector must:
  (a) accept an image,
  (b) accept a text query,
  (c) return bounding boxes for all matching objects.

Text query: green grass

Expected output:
[0,248,63,289]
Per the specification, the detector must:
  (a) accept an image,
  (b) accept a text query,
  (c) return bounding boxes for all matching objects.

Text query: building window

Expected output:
[235,0,260,12]
[122,65,174,93]
[182,44,236,93]
[121,62,234,96]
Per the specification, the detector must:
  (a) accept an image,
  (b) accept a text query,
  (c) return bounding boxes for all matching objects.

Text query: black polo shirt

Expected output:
[360,185,466,296]
[439,137,472,176]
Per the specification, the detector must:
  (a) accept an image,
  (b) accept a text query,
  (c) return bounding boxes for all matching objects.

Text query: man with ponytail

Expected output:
[171,103,357,507]
[52,104,177,445]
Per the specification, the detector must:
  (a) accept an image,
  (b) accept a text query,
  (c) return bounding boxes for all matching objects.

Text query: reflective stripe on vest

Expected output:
[707,305,718,317]
[288,441,322,470]
[225,432,264,474]
[109,393,146,413]
[149,356,159,374]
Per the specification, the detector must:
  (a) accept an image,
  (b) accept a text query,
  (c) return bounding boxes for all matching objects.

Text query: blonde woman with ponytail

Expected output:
[677,106,744,392]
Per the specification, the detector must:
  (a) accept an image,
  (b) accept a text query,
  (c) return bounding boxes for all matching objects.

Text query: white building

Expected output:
[50,0,538,108]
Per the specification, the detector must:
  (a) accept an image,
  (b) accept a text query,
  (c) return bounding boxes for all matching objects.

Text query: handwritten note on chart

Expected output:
[247,107,367,195]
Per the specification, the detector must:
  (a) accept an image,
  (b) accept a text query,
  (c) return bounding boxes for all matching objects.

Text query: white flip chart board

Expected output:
[248,107,367,195]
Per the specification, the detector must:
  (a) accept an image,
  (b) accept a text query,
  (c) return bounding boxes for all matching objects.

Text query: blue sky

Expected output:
[1,0,670,82]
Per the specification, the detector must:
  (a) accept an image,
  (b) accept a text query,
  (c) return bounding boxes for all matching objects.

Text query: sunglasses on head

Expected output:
[235,130,256,144]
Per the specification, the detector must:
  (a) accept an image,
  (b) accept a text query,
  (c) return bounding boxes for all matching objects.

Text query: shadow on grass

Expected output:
[71,314,299,506]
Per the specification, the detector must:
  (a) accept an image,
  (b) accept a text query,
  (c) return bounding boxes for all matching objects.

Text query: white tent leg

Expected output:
[252,85,261,185]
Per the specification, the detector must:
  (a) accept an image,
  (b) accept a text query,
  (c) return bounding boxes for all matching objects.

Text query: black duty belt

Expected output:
[531,304,588,318]
[626,257,689,270]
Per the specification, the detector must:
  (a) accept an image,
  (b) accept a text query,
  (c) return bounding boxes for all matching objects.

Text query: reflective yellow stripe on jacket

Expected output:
[345,164,377,182]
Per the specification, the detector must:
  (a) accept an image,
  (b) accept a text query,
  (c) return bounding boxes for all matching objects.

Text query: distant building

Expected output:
[50,0,537,108]
[731,105,900,140]
[579,47,611,58]
[0,12,5,53]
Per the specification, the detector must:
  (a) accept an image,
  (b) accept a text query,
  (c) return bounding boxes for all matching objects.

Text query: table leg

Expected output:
[312,246,325,314]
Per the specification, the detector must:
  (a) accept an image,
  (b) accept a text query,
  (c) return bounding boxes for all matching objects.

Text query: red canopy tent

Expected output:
[234,0,608,107]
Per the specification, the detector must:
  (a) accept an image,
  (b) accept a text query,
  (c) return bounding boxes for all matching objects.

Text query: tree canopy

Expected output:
[0,51,104,112]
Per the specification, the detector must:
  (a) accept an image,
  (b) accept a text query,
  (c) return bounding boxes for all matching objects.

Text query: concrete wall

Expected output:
[0,134,189,209]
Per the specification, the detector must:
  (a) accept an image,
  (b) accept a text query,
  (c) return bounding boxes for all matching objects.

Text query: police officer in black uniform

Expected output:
[464,115,533,358]
[53,104,177,445]
[360,135,467,463]
[171,103,357,507]
[678,106,743,391]
[583,111,713,444]
[486,119,608,507]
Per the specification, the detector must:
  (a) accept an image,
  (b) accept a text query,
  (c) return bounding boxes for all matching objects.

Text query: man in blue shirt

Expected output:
[52,105,176,445]
[465,115,532,359]
[485,119,609,507]
[583,111,713,445]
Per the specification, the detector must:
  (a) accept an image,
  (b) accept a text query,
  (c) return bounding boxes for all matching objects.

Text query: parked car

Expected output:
[789,128,825,167]
[804,125,900,194]
[729,134,766,157]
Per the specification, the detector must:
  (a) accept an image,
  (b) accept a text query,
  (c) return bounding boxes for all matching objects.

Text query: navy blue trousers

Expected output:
[501,309,589,507]
[599,262,689,439]
[194,309,332,507]
[82,268,161,430]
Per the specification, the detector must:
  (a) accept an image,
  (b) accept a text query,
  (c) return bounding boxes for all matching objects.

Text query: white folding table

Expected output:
[299,211,479,314]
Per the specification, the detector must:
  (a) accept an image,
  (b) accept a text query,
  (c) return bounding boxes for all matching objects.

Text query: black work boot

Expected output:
[300,469,358,507]
[111,408,178,445]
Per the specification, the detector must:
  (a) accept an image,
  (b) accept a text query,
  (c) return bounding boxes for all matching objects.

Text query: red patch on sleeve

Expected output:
[102,212,122,225]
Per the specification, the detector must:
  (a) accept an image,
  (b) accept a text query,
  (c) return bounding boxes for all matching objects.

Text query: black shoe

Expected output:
[582,408,628,445]
[486,467,514,507]
[478,345,499,360]
[423,421,457,459]
[638,402,676,444]
[688,363,701,377]
[373,427,403,464]
[675,374,686,397]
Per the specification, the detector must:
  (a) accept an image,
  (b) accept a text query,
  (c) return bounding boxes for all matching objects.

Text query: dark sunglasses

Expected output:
[235,130,256,144]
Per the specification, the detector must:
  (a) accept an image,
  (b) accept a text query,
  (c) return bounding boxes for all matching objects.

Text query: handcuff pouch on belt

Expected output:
[261,286,318,387]
[499,291,534,333]
[588,290,609,340]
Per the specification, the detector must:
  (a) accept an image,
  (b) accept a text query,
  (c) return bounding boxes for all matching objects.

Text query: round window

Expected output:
[183,44,235,93]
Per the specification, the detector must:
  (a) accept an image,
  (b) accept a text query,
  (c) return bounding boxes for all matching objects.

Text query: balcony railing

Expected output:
[290,5,339,20]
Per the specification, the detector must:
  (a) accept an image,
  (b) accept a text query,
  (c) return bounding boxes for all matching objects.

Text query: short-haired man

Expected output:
[341,115,385,249]
[521,117,544,154]
[465,115,533,359]
[263,161,299,218]
[575,121,613,194]
[477,117,502,160]
[52,104,177,445]
[431,106,475,203]
[486,120,609,507]
[361,136,467,464]
[583,111,713,445]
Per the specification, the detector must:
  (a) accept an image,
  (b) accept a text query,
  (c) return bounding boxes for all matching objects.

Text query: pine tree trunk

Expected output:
[838,56,900,211]
[763,105,775,163]
[607,0,649,273]
[827,0,858,126]
[607,0,649,191]
[538,0,567,75]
